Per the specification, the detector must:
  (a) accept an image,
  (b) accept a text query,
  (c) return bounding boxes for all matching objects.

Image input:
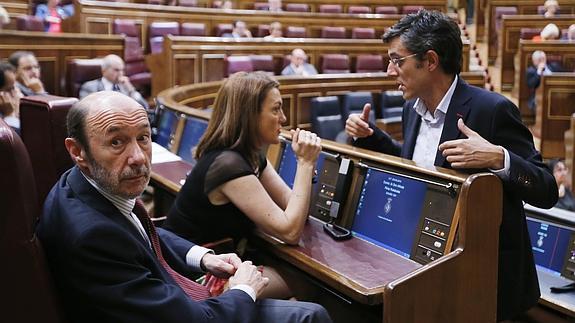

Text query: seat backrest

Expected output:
[321,26,346,38]
[494,7,517,31]
[226,56,254,76]
[285,26,306,38]
[321,54,350,74]
[351,27,375,39]
[0,118,63,323]
[341,91,375,122]
[16,15,45,31]
[67,58,103,98]
[215,23,234,37]
[149,21,180,53]
[181,22,206,36]
[113,19,140,38]
[19,95,78,206]
[380,90,405,119]
[348,6,370,14]
[375,6,398,14]
[155,107,181,150]
[285,3,309,12]
[319,4,342,13]
[178,0,198,7]
[250,55,275,74]
[257,24,270,37]
[310,96,344,141]
[253,2,269,10]
[355,54,383,73]
[177,116,208,163]
[402,5,423,14]
[520,27,542,40]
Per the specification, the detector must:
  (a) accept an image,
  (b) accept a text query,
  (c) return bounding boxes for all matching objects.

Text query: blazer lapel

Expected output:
[434,78,472,167]
[67,167,150,246]
[402,102,421,159]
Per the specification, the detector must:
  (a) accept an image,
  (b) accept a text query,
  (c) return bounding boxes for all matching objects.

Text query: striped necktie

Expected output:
[132,200,212,300]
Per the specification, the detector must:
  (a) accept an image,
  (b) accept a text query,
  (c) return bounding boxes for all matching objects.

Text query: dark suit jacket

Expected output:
[355,78,558,321]
[526,62,563,111]
[37,166,257,323]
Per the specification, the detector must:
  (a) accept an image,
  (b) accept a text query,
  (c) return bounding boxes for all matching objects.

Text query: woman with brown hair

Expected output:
[164,71,321,298]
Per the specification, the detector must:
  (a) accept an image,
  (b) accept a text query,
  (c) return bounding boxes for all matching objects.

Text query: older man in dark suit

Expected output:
[346,10,557,322]
[79,54,149,109]
[37,91,331,323]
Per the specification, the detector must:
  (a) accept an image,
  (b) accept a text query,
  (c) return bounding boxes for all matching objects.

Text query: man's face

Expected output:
[103,60,125,84]
[83,97,152,199]
[17,55,41,81]
[291,51,306,67]
[235,21,248,35]
[386,37,427,101]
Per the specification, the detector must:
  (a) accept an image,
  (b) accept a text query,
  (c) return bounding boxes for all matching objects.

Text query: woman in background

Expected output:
[549,159,575,211]
[35,0,69,33]
[165,71,321,299]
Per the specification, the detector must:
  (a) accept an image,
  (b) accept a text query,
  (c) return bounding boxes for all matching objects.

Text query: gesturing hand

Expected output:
[345,103,373,138]
[438,119,504,170]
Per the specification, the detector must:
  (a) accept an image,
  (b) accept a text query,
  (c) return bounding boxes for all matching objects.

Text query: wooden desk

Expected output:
[499,15,575,91]
[152,80,503,321]
[516,40,575,124]
[0,30,124,96]
[67,0,405,52]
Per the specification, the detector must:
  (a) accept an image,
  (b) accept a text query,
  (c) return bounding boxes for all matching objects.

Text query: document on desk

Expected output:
[151,142,182,164]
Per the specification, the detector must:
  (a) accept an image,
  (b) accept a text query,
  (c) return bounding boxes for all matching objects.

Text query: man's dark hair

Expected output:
[66,100,91,154]
[382,10,462,75]
[0,61,15,89]
[8,51,35,68]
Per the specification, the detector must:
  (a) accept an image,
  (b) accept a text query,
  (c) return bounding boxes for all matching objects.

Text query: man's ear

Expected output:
[65,138,89,169]
[425,50,440,72]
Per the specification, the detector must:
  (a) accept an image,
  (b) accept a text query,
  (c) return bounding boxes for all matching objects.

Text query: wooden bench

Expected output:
[0,29,124,96]
[235,0,446,12]
[499,14,575,91]
[146,35,471,96]
[65,0,406,52]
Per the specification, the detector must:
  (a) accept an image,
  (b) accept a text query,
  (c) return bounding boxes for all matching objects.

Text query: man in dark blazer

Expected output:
[79,54,149,109]
[37,91,331,323]
[526,50,563,112]
[346,10,558,322]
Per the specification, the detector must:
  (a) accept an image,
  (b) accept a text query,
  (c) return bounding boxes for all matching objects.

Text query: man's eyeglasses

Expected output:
[388,53,419,68]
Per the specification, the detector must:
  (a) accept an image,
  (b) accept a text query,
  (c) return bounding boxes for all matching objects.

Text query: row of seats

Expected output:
[225,54,385,76]
[310,91,405,142]
[252,3,423,14]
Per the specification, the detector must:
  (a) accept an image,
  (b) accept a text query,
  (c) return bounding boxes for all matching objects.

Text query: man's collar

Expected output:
[80,171,136,217]
[412,75,459,119]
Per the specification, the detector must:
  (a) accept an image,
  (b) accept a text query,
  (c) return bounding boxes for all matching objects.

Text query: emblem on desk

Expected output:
[384,198,392,214]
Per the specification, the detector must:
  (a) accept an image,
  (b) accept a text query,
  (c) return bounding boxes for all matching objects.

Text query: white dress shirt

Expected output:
[411,75,510,178]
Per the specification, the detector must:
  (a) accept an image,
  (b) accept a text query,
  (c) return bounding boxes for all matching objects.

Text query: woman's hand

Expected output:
[291,128,321,165]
